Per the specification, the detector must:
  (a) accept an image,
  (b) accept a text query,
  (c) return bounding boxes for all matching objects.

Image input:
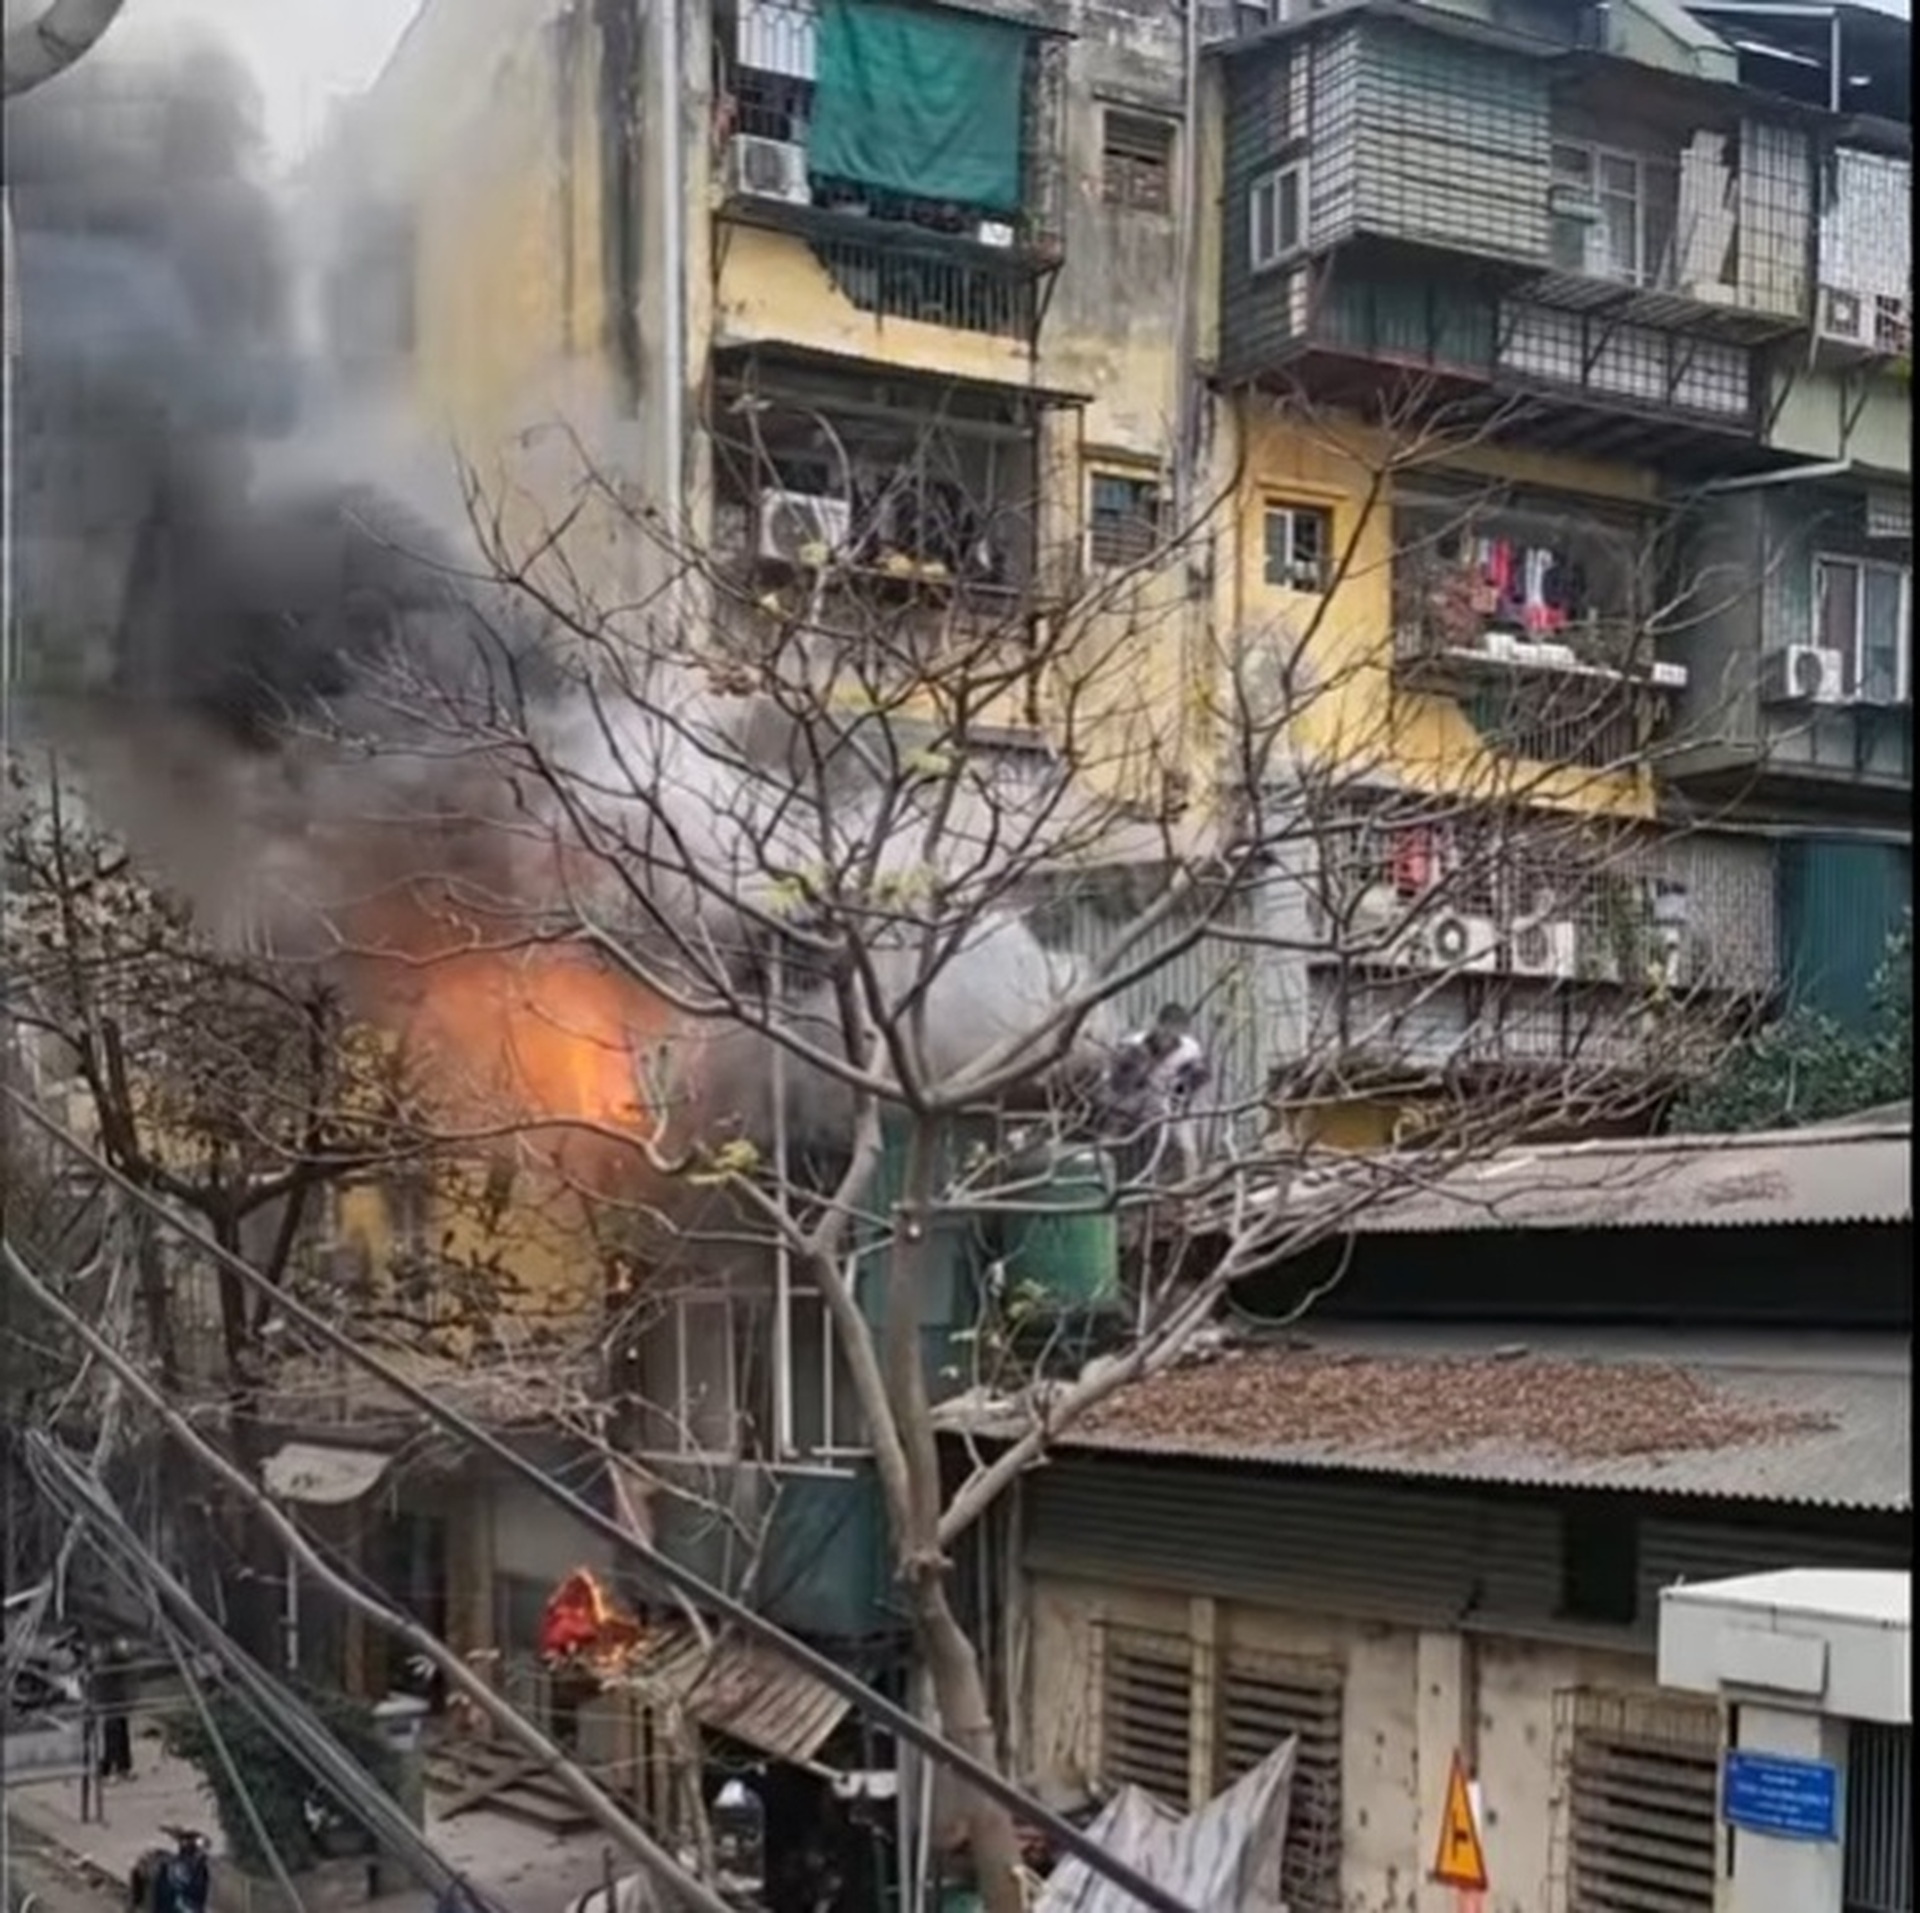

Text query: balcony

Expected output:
[705,350,1067,688]
[1666,486,1913,813]
[1212,5,1835,464]
[1527,59,1818,346]
[1809,145,1912,366]
[1299,806,1776,1087]
[1390,486,1688,766]
[714,0,1068,349]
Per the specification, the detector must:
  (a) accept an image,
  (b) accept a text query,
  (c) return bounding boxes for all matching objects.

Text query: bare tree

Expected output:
[0,758,535,1656]
[286,376,1760,1909]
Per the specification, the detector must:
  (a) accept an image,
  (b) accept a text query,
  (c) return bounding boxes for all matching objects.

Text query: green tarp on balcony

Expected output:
[808,0,1028,216]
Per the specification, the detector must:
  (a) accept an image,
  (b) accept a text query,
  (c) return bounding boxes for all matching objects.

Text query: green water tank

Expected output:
[998,1147,1120,1309]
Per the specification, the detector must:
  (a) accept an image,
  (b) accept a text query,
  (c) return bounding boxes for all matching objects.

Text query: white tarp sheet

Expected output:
[1034,1737,1296,1913]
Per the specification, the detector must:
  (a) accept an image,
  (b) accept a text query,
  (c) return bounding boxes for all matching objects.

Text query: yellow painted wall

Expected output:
[1223,401,1659,819]
[332,1164,606,1332]
[713,227,1041,387]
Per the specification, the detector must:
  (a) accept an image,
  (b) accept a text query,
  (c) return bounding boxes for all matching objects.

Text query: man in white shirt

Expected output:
[1107,1003,1210,1185]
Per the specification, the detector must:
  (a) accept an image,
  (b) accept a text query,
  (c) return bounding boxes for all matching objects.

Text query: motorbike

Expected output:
[129,1827,210,1913]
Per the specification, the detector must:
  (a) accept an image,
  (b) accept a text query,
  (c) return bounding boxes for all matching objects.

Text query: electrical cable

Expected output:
[22,1433,515,1913]
[4,1093,1200,1913]
[155,1603,311,1913]
[4,1247,738,1913]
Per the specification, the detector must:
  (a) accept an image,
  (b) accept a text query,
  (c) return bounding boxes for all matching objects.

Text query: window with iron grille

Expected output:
[1563,1690,1718,1913]
[1845,1722,1912,1913]
[1097,1625,1193,1805]
[1216,1647,1344,1913]
[1102,110,1175,214]
[1087,472,1162,568]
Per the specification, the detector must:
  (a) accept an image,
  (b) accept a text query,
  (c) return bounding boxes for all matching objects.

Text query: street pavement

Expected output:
[7,1729,662,1913]
[4,1819,124,1913]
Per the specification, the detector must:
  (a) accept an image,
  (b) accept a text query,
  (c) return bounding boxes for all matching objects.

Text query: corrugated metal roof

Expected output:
[616,1625,851,1768]
[987,1326,1910,1511]
[1321,1124,1912,1236]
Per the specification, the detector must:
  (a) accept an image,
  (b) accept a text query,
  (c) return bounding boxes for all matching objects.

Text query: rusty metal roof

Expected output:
[615,1624,851,1768]
[989,1326,1910,1511]
[1321,1123,1912,1237]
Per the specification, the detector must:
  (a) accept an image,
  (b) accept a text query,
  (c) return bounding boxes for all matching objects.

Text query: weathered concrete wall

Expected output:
[1019,1571,1670,1913]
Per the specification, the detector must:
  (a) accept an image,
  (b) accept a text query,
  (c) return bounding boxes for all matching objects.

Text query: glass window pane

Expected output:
[1860,566,1905,702]
[1294,510,1325,569]
[1264,510,1292,585]
[1818,558,1860,669]
[1278,169,1301,252]
[1603,196,1637,279]
[1600,154,1638,196]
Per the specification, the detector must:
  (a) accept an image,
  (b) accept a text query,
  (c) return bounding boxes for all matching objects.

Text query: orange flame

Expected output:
[539,1567,647,1678]
[340,890,680,1186]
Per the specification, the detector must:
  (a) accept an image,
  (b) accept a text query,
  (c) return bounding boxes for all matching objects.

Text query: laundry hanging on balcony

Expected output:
[808,0,1029,216]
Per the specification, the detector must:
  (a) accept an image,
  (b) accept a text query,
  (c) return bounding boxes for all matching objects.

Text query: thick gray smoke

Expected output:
[4,31,1108,1155]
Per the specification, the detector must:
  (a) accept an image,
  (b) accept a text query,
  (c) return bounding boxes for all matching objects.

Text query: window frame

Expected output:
[779,1259,870,1460]
[635,1286,769,1459]
[1087,468,1164,569]
[1100,108,1177,215]
[1814,550,1913,704]
[1263,500,1335,593]
[1248,159,1308,272]
[1549,139,1667,287]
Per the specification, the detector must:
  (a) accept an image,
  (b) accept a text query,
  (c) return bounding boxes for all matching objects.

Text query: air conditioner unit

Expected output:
[1508,914,1578,980]
[1429,911,1502,975]
[727,134,810,206]
[1761,643,1847,706]
[757,488,850,566]
[1818,285,1869,346]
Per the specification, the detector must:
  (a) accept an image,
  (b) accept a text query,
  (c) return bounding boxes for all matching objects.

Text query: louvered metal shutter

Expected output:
[1217,1647,1344,1913]
[1845,1723,1912,1913]
[1097,1624,1194,1805]
[1564,1690,1718,1913]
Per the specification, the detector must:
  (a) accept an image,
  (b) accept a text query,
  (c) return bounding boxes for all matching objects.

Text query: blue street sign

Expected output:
[1722,1749,1840,1842]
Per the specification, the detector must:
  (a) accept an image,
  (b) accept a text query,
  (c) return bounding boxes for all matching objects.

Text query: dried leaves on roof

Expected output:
[1077,1345,1837,1463]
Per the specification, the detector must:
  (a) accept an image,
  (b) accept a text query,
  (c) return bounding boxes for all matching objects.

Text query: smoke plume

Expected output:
[4,29,1107,1161]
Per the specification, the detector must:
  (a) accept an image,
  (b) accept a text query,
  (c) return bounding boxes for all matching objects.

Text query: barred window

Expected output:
[1097,1625,1192,1805]
[1101,110,1175,214]
[1088,472,1162,569]
[1216,1648,1344,1913]
[1563,1690,1718,1913]
[1845,1722,1912,1913]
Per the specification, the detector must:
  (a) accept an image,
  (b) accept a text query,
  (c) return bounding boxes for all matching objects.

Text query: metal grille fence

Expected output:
[1846,1723,1913,1913]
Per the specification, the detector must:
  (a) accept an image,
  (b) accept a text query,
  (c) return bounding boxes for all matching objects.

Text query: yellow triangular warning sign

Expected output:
[1432,1750,1490,1890]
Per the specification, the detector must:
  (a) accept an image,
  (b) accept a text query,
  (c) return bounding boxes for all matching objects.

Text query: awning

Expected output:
[621,1624,853,1768]
[808,0,1030,214]
[262,1442,391,1506]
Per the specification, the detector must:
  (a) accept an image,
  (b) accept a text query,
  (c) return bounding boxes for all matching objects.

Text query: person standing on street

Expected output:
[94,1635,134,1780]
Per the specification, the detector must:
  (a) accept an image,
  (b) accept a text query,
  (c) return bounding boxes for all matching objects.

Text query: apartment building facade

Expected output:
[296,0,1909,1788]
